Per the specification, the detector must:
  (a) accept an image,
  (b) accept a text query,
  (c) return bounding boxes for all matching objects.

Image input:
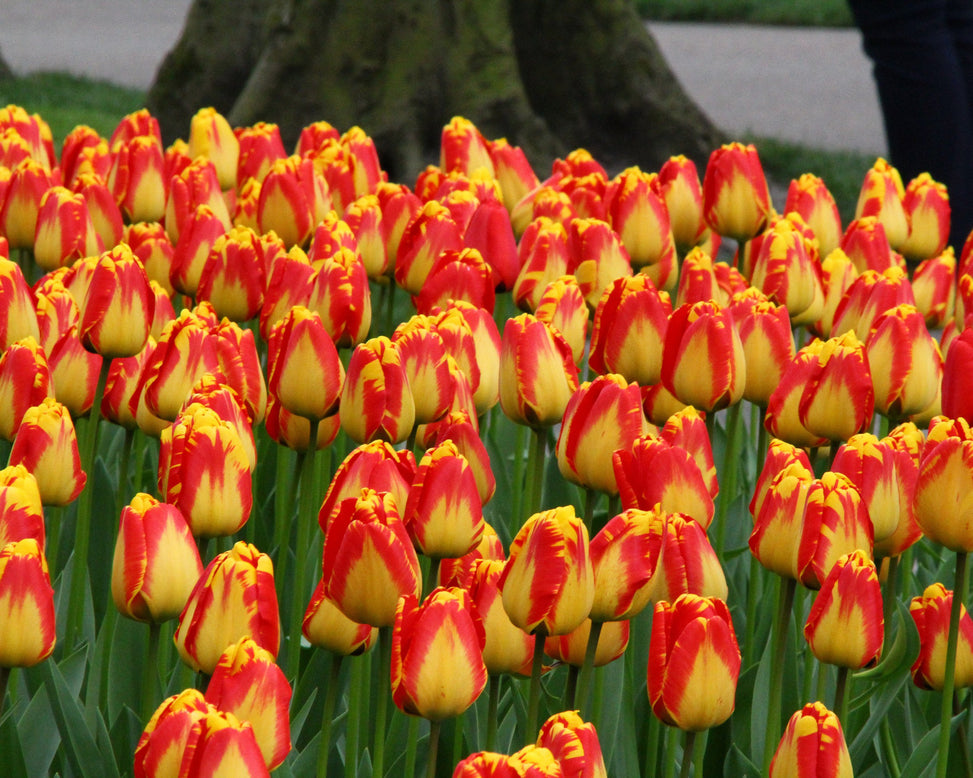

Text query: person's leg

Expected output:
[849,0,973,247]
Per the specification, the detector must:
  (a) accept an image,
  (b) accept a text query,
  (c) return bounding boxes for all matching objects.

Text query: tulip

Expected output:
[749,215,823,321]
[832,264,916,342]
[499,506,594,637]
[648,593,740,731]
[195,225,267,322]
[535,710,607,778]
[0,538,56,669]
[588,274,671,385]
[784,173,842,259]
[188,107,240,191]
[749,461,816,580]
[391,314,455,425]
[0,258,38,350]
[511,746,565,776]
[840,215,896,273]
[832,433,900,543]
[339,336,416,445]
[0,465,45,550]
[237,121,287,183]
[812,248,859,338]
[763,340,830,449]
[174,541,280,674]
[111,493,203,624]
[912,248,956,329]
[453,751,531,777]
[900,172,950,263]
[873,422,924,559]
[855,157,908,251]
[798,331,874,444]
[342,193,389,279]
[0,105,52,169]
[46,323,102,418]
[8,398,85,507]
[303,579,378,656]
[394,199,464,294]
[306,245,372,348]
[587,507,665,622]
[211,318,268,424]
[321,488,421,627]
[674,246,724,308]
[71,170,125,251]
[796,471,874,589]
[78,244,155,359]
[32,185,105,272]
[125,220,176,296]
[267,305,344,421]
[0,158,58,249]
[438,300,502,415]
[943,327,973,423]
[701,142,772,243]
[258,155,331,248]
[661,300,746,413]
[568,217,633,310]
[730,297,796,407]
[135,692,270,778]
[914,416,973,552]
[659,154,707,255]
[158,404,253,538]
[464,558,534,677]
[804,549,883,669]
[391,586,488,720]
[866,303,941,419]
[170,203,229,297]
[165,157,233,245]
[908,582,973,690]
[0,337,52,441]
[513,217,572,312]
[499,314,579,429]
[204,636,292,769]
[108,133,167,223]
[769,702,853,778]
[613,435,715,530]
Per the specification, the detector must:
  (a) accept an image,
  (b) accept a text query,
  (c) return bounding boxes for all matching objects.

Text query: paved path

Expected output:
[0,2,885,156]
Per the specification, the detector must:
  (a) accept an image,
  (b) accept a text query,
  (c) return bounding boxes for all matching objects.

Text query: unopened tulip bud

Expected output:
[784,173,842,259]
[0,337,52,441]
[303,579,378,656]
[0,465,45,550]
[0,538,56,668]
[339,336,416,444]
[9,398,85,507]
[702,142,772,243]
[188,107,240,191]
[909,583,973,690]
[855,157,908,251]
[769,702,853,778]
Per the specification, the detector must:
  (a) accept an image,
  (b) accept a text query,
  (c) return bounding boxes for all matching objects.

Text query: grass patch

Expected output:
[0,71,146,148]
[636,0,854,27]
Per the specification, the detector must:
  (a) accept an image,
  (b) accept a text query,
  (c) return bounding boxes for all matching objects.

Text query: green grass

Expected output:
[0,72,146,150]
[636,0,854,27]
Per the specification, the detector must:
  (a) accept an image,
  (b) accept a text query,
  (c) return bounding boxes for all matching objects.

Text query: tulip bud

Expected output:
[568,217,633,310]
[394,199,464,295]
[749,460,815,580]
[659,155,707,255]
[452,751,529,777]
[306,245,372,348]
[391,586,488,720]
[798,331,874,443]
[437,300,502,415]
[196,225,267,323]
[588,275,671,385]
[109,133,167,223]
[914,416,973,552]
[0,257,39,351]
[165,157,232,245]
[832,433,900,543]
[535,276,589,366]
[463,558,533,677]
[749,215,823,321]
[513,217,572,312]
[0,158,59,249]
[648,593,740,731]
[0,337,52,441]
[175,541,280,674]
[258,155,331,248]
[499,314,579,429]
[237,121,287,184]
[303,579,378,656]
[499,506,594,636]
[339,336,416,445]
[942,327,973,424]
[804,549,883,668]
[912,248,956,329]
[769,702,853,778]
[126,220,176,297]
[908,582,973,690]
[784,173,842,259]
[900,173,950,263]
[0,465,45,551]
[204,636,292,769]
[171,203,229,297]
[535,711,607,778]
[701,142,772,243]
[9,398,86,507]
[33,186,105,272]
[840,215,896,273]
[321,488,421,627]
[855,157,908,251]
[188,107,240,191]
[0,538,56,668]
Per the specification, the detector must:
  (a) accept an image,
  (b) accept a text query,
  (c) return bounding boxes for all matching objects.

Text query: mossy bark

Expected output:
[148,0,724,182]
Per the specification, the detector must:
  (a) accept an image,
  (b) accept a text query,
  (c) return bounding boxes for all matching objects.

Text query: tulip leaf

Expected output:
[727,743,761,776]
[107,706,142,773]
[0,711,30,778]
[899,710,968,778]
[849,672,908,765]
[39,657,120,778]
[854,601,918,682]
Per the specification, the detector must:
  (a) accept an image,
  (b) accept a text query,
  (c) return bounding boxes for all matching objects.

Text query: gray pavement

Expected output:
[0,2,886,156]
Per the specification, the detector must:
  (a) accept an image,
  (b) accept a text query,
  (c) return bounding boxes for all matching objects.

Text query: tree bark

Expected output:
[148,0,724,182]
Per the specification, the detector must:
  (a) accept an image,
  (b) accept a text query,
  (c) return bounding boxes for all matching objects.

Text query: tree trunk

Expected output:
[0,49,13,82]
[147,0,724,182]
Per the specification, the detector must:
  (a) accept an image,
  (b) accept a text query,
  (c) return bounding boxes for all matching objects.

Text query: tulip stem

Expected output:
[373,626,392,777]
[833,666,850,725]
[881,555,899,655]
[346,656,363,778]
[936,550,968,778]
[287,427,318,683]
[141,621,161,722]
[65,358,110,649]
[0,666,9,717]
[575,620,603,718]
[679,730,696,778]
[716,401,743,556]
[525,630,547,746]
[317,652,343,778]
[485,674,500,752]
[404,716,420,778]
[880,716,902,778]
[663,725,680,778]
[425,719,442,778]
[524,428,547,520]
[763,576,797,775]
[583,487,598,534]
[644,713,661,776]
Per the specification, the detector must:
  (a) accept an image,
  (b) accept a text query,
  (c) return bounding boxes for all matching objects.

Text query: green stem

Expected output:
[425,719,442,778]
[317,653,343,778]
[373,626,392,777]
[425,557,441,597]
[645,714,661,777]
[287,427,319,682]
[956,691,973,778]
[525,630,547,746]
[575,620,603,718]
[346,656,364,778]
[715,400,743,556]
[404,716,421,778]
[880,716,902,778]
[583,487,598,534]
[524,428,547,521]
[936,550,968,778]
[451,712,464,772]
[116,427,135,519]
[833,665,850,725]
[679,730,696,778]
[0,666,9,717]
[141,621,162,722]
[509,423,527,534]
[754,402,769,477]
[564,665,579,711]
[815,661,829,707]
[881,555,899,658]
[692,729,707,778]
[663,726,680,778]
[485,674,500,753]
[65,358,110,648]
[743,554,762,670]
[763,576,797,775]
[385,281,396,339]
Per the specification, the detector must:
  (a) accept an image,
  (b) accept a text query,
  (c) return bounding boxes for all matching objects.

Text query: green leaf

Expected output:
[39,657,120,778]
[854,601,918,682]
[0,708,30,778]
[15,678,58,776]
[108,706,142,775]
[899,710,967,778]
[849,672,908,765]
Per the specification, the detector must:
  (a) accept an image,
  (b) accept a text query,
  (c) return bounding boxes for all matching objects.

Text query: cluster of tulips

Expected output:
[1,96,973,778]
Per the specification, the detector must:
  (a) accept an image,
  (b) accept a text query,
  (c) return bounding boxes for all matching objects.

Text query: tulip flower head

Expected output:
[855,157,909,251]
[535,710,607,778]
[648,593,740,731]
[914,416,973,552]
[339,336,416,445]
[702,142,772,243]
[0,336,52,441]
[0,538,56,668]
[909,582,973,691]
[303,579,378,656]
[8,398,86,507]
[784,172,842,259]
[391,586,488,720]
[798,331,874,444]
[0,465,45,550]
[769,702,853,778]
